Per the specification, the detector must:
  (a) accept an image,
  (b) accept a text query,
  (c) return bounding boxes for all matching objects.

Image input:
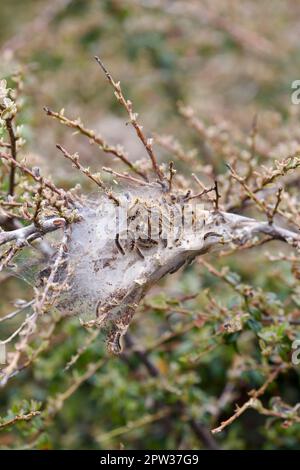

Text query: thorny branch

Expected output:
[1,55,300,446]
[0,217,66,247]
[44,107,148,181]
[0,411,41,431]
[56,144,120,206]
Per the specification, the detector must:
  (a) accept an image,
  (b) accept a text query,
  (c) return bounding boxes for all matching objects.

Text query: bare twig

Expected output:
[94,56,164,181]
[56,144,120,205]
[123,334,220,449]
[213,180,221,211]
[226,163,267,214]
[211,364,288,434]
[1,0,73,55]
[0,151,74,203]
[0,227,71,386]
[5,118,18,196]
[0,411,41,430]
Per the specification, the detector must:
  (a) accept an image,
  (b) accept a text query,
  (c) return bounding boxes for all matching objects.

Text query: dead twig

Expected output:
[56,144,120,206]
[44,107,148,182]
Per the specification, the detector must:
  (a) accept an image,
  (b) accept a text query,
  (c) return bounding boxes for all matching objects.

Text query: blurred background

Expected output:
[1,0,300,450]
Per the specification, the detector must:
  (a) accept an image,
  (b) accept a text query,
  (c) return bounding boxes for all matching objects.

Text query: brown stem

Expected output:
[211,364,288,434]
[124,334,220,449]
[6,118,17,196]
[94,56,164,182]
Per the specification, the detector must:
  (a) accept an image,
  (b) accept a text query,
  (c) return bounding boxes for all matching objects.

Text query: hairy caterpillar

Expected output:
[51,184,233,353]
